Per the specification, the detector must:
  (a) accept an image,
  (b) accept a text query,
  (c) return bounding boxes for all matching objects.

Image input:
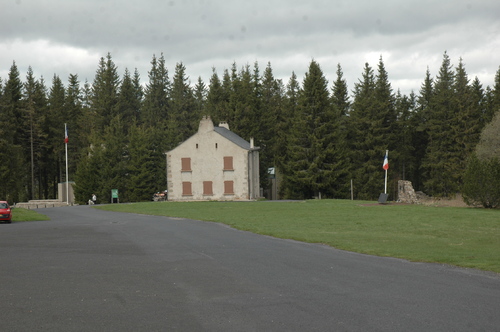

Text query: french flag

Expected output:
[383,151,389,170]
[64,125,69,144]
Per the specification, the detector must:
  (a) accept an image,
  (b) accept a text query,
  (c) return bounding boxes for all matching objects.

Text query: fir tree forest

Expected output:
[1,52,499,204]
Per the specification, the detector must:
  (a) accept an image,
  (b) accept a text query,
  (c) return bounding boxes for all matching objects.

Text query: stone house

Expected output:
[165,116,260,201]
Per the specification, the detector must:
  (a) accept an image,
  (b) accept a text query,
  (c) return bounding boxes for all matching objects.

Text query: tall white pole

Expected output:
[384,150,388,194]
[65,123,69,204]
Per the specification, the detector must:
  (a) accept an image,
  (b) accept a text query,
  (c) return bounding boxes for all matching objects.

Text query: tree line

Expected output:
[1,52,499,204]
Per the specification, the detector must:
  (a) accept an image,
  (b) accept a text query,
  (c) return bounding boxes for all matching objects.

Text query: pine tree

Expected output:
[395,90,417,184]
[142,53,170,129]
[487,66,500,122]
[23,67,48,199]
[349,62,377,199]
[167,62,197,147]
[221,69,233,122]
[330,63,353,198]
[469,77,487,130]
[422,52,460,196]
[331,64,351,117]
[127,124,166,201]
[349,57,398,199]
[229,63,260,140]
[117,68,142,133]
[454,59,483,176]
[132,68,143,110]
[98,115,129,203]
[286,60,338,198]
[3,62,24,137]
[45,74,67,198]
[206,68,222,121]
[374,57,398,194]
[79,79,93,149]
[411,68,434,190]
[65,74,84,180]
[259,62,283,196]
[33,77,51,198]
[74,139,105,204]
[277,72,301,198]
[0,62,26,202]
[250,61,263,141]
[194,76,207,117]
[91,53,120,133]
[206,68,231,124]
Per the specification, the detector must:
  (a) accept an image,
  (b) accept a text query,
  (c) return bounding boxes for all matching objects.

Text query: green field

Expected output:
[10,207,50,222]
[96,200,500,273]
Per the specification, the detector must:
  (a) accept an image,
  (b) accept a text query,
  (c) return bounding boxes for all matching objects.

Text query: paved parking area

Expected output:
[1,205,499,331]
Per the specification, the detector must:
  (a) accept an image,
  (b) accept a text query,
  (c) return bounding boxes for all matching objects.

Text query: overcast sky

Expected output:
[1,0,499,97]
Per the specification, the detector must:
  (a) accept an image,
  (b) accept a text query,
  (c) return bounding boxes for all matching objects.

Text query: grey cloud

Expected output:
[1,0,499,96]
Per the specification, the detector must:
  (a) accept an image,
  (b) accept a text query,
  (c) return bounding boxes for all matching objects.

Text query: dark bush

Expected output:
[462,154,500,208]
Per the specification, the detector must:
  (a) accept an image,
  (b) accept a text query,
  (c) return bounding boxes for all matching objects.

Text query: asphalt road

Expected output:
[1,205,499,331]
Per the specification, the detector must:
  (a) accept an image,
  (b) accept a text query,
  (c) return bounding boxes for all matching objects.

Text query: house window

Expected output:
[196,144,198,149]
[215,143,218,149]
[181,158,191,172]
[224,181,234,195]
[223,156,234,171]
[203,181,213,195]
[182,182,192,196]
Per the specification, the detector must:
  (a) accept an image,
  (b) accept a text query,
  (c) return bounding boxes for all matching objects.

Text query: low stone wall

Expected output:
[15,200,71,209]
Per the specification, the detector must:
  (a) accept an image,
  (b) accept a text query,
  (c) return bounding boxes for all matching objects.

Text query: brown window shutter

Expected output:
[203,181,213,195]
[223,156,233,170]
[224,181,234,194]
[181,158,191,171]
[182,182,192,196]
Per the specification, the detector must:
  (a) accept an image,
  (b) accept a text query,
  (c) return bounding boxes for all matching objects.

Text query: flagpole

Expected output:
[65,123,69,204]
[384,150,388,194]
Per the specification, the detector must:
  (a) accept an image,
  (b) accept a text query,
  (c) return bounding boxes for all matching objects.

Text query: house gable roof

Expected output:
[167,117,259,154]
[214,126,252,150]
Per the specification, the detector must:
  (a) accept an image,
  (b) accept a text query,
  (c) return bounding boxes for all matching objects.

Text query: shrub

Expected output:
[462,154,500,208]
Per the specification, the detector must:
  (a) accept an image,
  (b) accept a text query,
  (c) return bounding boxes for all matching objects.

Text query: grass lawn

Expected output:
[95,199,500,273]
[11,207,50,222]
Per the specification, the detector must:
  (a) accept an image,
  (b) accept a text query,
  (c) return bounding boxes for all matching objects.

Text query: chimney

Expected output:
[198,116,214,133]
[250,137,254,149]
[218,121,230,130]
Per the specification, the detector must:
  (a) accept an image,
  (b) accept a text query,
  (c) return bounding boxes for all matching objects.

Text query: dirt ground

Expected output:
[363,194,470,207]
[418,194,469,207]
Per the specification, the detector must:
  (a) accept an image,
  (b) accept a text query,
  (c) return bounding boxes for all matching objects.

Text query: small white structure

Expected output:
[166,116,260,201]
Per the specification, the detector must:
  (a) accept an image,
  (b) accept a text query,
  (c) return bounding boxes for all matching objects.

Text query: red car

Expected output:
[0,201,12,223]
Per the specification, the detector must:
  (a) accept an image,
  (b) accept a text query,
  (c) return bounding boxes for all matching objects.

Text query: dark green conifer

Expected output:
[127,124,165,201]
[90,53,120,133]
[167,62,197,147]
[205,68,225,123]
[23,67,48,199]
[142,53,170,129]
[0,63,27,202]
[422,52,460,196]
[65,74,84,179]
[277,72,301,198]
[286,60,338,199]
[117,68,142,133]
[193,76,207,117]
[259,62,283,197]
